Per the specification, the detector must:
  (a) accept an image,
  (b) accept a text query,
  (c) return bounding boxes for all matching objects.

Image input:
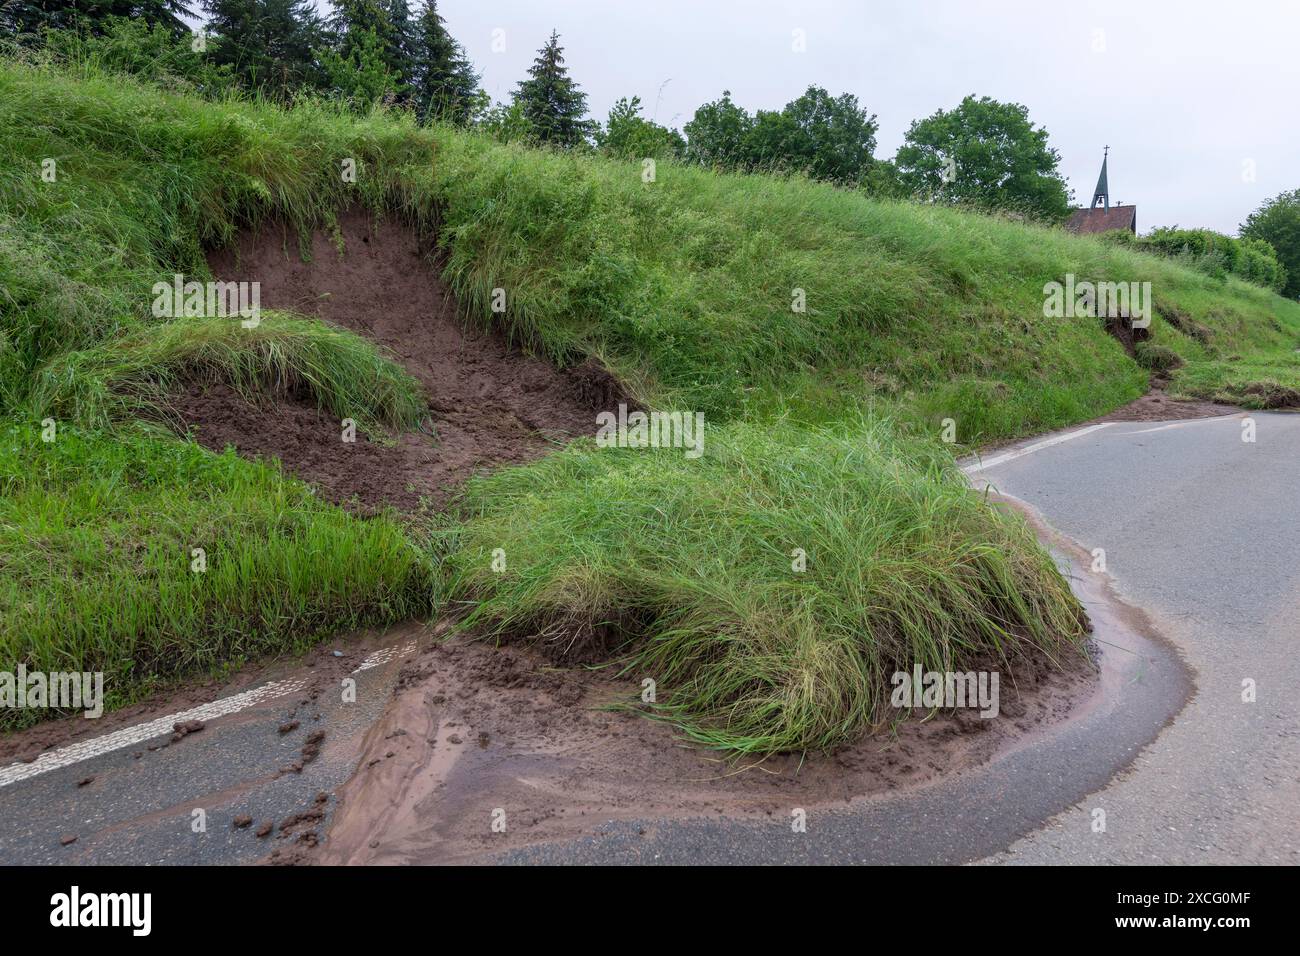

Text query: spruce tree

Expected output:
[202,0,324,97]
[384,0,416,93]
[330,1,391,57]
[327,0,412,97]
[512,30,592,147]
[411,0,478,123]
[2,0,195,38]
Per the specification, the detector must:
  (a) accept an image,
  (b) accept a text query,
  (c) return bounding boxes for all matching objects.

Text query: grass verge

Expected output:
[0,421,433,731]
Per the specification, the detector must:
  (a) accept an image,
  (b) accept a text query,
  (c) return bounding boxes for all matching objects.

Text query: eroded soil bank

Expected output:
[169,209,618,510]
[92,211,1187,864]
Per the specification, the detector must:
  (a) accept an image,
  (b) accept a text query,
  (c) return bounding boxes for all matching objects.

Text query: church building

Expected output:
[1065,147,1137,235]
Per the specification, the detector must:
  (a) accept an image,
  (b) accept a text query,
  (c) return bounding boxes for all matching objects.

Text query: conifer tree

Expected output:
[512,30,592,147]
[202,0,324,96]
[410,0,478,122]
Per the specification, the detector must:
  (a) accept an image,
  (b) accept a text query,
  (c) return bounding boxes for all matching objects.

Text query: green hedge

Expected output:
[1101,226,1287,293]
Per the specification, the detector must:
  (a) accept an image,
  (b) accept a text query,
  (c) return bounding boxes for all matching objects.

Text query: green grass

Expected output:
[0,58,438,729]
[0,422,432,731]
[30,311,427,431]
[1171,357,1300,408]
[2,54,1297,750]
[441,418,1084,753]
[418,133,1300,439]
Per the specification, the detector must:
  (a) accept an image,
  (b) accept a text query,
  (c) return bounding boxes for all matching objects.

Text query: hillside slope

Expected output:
[2,58,1296,749]
[423,129,1300,436]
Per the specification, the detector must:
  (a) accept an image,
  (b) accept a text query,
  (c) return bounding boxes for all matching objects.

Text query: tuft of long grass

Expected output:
[440,416,1088,753]
[29,311,428,432]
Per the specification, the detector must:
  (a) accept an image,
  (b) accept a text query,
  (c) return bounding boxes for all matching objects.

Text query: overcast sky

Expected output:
[338,1,1300,234]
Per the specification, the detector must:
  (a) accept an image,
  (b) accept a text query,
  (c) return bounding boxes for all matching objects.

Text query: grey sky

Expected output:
[333,1,1300,234]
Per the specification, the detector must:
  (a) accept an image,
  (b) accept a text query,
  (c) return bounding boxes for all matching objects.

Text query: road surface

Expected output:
[974,411,1300,865]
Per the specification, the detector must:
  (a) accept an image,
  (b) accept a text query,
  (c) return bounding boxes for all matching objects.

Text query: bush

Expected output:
[1241,189,1300,299]
[1111,226,1288,293]
[40,19,238,98]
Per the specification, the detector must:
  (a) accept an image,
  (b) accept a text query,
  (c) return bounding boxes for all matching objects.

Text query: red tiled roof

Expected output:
[1065,205,1137,235]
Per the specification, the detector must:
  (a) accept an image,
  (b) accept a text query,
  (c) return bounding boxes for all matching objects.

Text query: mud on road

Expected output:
[308,627,1098,864]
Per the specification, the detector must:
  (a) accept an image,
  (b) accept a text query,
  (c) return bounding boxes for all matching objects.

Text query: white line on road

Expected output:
[0,640,418,789]
[1119,414,1241,435]
[962,422,1114,474]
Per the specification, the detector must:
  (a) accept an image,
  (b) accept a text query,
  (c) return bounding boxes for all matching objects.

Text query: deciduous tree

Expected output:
[896,95,1072,221]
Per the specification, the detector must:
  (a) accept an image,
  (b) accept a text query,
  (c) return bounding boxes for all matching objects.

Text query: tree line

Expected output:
[4,1,1298,293]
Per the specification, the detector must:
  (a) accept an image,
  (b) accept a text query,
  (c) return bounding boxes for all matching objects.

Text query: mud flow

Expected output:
[314,628,1098,865]
[169,208,616,510]
[1098,391,1241,422]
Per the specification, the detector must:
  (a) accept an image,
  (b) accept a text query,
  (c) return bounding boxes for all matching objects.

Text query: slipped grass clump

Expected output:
[30,311,428,432]
[442,417,1088,753]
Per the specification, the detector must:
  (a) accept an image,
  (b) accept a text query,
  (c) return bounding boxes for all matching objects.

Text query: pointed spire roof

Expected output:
[1091,146,1110,210]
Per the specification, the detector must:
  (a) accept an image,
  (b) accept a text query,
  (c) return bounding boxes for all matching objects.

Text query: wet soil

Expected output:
[167,209,620,511]
[1094,388,1242,423]
[311,628,1098,865]
[0,630,401,765]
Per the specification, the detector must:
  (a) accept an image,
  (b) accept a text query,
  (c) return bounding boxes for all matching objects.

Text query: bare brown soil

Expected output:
[1095,388,1242,423]
[167,209,619,510]
[311,628,1097,865]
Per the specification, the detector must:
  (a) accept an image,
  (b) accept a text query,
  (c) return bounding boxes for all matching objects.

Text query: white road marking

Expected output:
[962,422,1114,474]
[0,640,418,789]
[1120,414,1241,436]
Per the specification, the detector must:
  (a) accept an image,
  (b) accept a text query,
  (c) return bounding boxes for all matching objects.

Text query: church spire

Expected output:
[1091,146,1110,210]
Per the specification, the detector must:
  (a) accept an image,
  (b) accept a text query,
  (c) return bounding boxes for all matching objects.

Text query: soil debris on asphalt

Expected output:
[1098,389,1241,422]
[305,630,1099,865]
[169,719,206,744]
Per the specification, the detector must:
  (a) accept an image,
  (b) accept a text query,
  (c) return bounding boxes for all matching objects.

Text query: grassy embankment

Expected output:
[3,57,1297,747]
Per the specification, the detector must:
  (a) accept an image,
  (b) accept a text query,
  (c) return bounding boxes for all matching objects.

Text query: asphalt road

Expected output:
[974,411,1300,865]
[499,411,1300,864]
[0,631,419,865]
[3,412,1295,865]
